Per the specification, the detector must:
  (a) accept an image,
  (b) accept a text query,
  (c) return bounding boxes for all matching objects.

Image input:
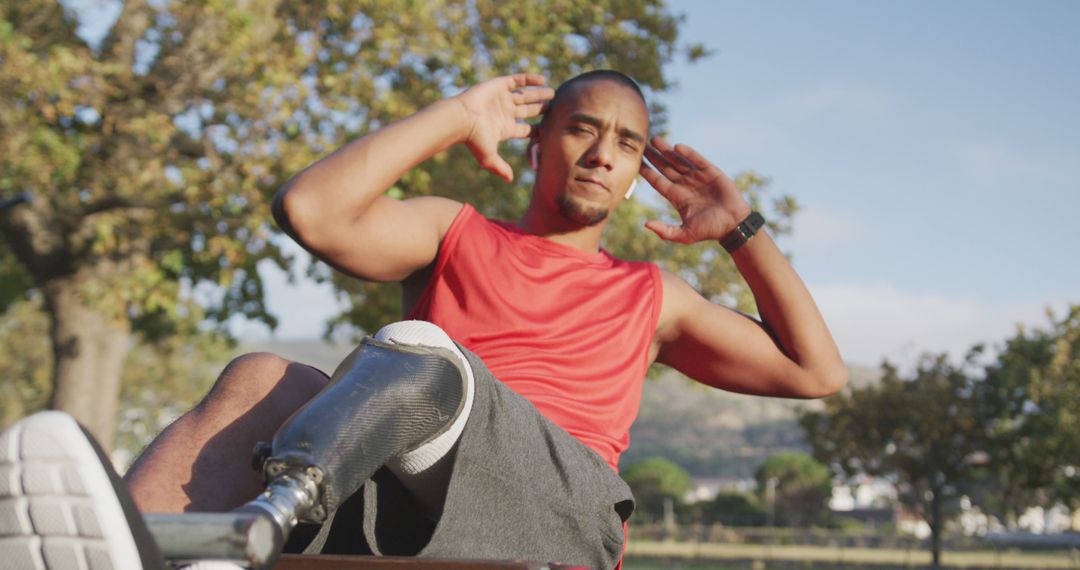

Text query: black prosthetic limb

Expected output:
[145,337,467,568]
[251,337,466,529]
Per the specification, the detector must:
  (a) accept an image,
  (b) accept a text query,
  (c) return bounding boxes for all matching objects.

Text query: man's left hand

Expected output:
[640,137,753,244]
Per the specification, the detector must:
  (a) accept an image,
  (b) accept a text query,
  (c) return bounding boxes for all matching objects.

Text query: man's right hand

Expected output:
[275,73,553,285]
[454,74,554,182]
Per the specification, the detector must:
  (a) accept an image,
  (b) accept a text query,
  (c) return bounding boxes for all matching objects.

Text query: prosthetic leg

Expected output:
[147,322,472,568]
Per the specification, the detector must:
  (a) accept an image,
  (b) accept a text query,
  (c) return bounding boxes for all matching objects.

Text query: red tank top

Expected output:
[407,204,662,471]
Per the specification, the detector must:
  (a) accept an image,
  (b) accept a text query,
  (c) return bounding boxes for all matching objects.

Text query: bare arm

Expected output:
[643,139,847,398]
[273,74,553,282]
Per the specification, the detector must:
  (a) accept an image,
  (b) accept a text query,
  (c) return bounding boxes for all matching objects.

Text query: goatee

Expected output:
[556,193,608,226]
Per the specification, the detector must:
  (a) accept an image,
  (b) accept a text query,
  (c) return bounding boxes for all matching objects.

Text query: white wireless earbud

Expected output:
[625,178,638,200]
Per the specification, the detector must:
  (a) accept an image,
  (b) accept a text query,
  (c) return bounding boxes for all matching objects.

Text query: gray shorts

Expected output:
[289,346,634,569]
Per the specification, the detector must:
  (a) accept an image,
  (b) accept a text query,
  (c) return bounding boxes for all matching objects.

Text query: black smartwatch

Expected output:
[720,211,765,253]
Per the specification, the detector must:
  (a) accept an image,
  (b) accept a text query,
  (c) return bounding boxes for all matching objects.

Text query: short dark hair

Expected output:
[539,70,647,131]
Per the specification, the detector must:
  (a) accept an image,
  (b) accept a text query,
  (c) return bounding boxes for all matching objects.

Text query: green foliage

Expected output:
[690,491,766,527]
[799,308,1080,527]
[0,296,230,460]
[975,305,1080,518]
[755,452,833,527]
[798,306,1080,563]
[799,353,987,565]
[803,356,989,511]
[0,242,33,313]
[0,297,51,429]
[800,355,986,504]
[623,456,693,522]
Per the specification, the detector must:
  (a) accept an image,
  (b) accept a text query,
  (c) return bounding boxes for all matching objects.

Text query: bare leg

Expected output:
[124,353,328,513]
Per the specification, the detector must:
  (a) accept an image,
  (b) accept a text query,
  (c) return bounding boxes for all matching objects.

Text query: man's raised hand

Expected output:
[455,74,554,183]
[639,137,753,245]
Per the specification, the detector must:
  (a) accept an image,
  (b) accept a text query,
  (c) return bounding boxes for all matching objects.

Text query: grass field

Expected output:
[623,541,1078,569]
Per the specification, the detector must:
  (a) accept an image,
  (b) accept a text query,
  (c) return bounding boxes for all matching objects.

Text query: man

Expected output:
[1,71,845,569]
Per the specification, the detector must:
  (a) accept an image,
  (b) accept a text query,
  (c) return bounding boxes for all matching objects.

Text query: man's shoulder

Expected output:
[402,196,468,240]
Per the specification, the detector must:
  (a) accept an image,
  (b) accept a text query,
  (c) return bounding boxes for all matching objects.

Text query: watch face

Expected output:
[747,212,765,232]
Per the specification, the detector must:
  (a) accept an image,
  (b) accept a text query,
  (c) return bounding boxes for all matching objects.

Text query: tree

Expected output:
[977,305,1080,526]
[0,0,728,448]
[622,456,693,523]
[2,0,297,448]
[0,297,51,430]
[800,354,987,568]
[0,296,230,464]
[755,452,832,527]
[692,491,766,527]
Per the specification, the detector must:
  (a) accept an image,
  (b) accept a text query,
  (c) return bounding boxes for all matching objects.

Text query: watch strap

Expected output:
[720,211,765,253]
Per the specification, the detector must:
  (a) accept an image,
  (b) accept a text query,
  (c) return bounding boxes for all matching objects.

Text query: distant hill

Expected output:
[239,338,881,479]
[620,363,881,478]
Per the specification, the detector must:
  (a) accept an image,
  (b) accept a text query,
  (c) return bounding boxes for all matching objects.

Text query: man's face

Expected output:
[534,80,649,226]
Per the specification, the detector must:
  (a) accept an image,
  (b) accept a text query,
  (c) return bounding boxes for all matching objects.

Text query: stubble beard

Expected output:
[555,193,609,226]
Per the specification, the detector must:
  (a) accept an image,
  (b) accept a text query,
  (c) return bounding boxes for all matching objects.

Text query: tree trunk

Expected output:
[43,277,131,451]
[929,491,943,569]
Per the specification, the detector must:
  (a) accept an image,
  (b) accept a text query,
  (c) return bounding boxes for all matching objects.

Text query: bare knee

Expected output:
[199,352,328,415]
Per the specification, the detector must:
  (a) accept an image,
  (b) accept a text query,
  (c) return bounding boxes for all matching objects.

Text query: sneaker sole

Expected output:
[0,411,156,569]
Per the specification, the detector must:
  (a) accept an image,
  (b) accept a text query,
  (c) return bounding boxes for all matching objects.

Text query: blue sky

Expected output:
[241,1,1080,366]
[649,0,1080,365]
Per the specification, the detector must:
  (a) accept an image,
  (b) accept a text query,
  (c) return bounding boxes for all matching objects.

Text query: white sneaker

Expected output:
[0,411,165,569]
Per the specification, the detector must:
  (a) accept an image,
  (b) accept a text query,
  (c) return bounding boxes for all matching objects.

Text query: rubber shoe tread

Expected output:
[0,412,165,569]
